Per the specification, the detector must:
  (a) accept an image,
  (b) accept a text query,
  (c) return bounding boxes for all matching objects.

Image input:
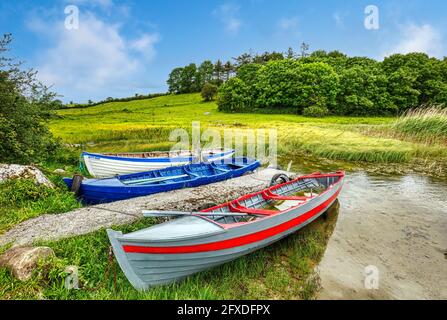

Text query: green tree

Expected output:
[236,63,263,87]
[0,34,59,164]
[223,61,234,81]
[213,60,225,86]
[255,60,339,112]
[387,67,420,111]
[167,67,184,93]
[286,47,295,59]
[197,60,214,88]
[201,83,218,101]
[336,65,396,115]
[232,53,253,69]
[180,63,198,93]
[217,78,252,112]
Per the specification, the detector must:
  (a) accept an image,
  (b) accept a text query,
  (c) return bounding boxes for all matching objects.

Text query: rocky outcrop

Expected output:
[0,164,54,188]
[0,246,55,281]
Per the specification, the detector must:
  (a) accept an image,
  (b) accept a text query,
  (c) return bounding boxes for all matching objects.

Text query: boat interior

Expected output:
[104,148,229,159]
[203,173,343,225]
[118,161,250,186]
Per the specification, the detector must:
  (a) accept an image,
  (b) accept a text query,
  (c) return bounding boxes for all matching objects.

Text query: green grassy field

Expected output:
[51,93,446,166]
[1,93,446,300]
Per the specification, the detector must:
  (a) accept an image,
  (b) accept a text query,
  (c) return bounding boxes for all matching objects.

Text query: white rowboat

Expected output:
[81,149,235,178]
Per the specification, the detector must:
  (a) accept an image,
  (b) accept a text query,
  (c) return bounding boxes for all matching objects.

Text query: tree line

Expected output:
[168,45,447,116]
[217,49,447,116]
[166,49,290,94]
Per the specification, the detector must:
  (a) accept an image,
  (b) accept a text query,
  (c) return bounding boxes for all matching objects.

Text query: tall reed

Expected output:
[392,106,447,145]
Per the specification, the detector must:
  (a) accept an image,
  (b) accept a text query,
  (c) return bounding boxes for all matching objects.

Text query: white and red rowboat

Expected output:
[107,171,345,290]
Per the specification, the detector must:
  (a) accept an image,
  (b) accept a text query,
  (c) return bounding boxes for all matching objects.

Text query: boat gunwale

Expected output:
[77,158,259,189]
[82,149,235,163]
[200,171,345,229]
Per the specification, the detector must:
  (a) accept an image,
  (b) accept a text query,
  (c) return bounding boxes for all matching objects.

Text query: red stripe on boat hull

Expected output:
[123,189,340,254]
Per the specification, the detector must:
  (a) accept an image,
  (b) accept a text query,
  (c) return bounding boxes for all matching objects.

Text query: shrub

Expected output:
[0,34,60,164]
[201,83,218,101]
[255,60,339,113]
[217,78,252,112]
[303,105,329,117]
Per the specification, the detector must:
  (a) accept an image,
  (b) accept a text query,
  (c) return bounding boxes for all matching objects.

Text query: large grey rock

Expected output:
[0,164,54,188]
[0,246,55,281]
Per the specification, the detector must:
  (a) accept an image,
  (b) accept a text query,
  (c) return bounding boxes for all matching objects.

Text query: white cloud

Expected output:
[382,24,443,58]
[278,16,298,31]
[129,33,160,59]
[214,4,242,34]
[28,12,159,102]
[275,16,300,38]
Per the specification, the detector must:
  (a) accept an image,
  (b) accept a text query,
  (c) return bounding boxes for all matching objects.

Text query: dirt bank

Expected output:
[317,172,447,299]
[0,168,286,247]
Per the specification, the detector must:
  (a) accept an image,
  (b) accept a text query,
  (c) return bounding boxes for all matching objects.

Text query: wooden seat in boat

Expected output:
[228,201,277,216]
[262,189,308,201]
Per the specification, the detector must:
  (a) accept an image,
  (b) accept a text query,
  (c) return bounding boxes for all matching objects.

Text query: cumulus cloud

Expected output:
[28,12,159,102]
[382,24,443,58]
[214,4,242,34]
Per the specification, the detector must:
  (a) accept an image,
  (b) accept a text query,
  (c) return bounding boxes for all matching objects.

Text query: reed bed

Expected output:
[392,106,447,145]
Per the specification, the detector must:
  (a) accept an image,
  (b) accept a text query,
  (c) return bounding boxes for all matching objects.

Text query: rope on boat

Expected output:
[93,206,141,218]
[104,245,117,292]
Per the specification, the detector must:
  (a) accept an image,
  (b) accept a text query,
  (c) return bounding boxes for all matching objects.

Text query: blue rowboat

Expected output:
[64,157,260,204]
[107,171,345,290]
[81,148,235,178]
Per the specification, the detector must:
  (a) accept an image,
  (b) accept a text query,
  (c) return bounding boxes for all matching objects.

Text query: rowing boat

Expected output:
[107,171,345,290]
[64,157,260,204]
[81,148,235,178]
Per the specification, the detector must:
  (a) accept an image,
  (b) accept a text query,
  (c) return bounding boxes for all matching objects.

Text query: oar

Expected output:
[122,174,189,185]
[142,210,251,218]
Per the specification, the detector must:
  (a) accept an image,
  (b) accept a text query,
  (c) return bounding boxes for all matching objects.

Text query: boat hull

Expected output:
[107,175,343,290]
[65,158,260,204]
[83,149,235,178]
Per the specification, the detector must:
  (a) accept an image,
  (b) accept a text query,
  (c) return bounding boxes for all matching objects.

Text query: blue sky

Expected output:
[1,0,446,102]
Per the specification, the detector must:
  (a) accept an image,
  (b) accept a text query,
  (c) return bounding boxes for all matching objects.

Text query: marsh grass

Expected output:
[0,202,339,300]
[393,106,447,145]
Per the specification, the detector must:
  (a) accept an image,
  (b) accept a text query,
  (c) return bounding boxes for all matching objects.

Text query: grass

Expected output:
[0,177,81,235]
[392,106,447,145]
[0,202,339,300]
[50,93,446,166]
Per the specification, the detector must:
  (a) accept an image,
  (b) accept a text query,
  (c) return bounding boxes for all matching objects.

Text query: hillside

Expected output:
[50,93,446,173]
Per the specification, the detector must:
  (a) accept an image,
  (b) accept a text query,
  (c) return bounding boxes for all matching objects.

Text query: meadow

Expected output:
[52,93,446,170]
[1,93,446,300]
